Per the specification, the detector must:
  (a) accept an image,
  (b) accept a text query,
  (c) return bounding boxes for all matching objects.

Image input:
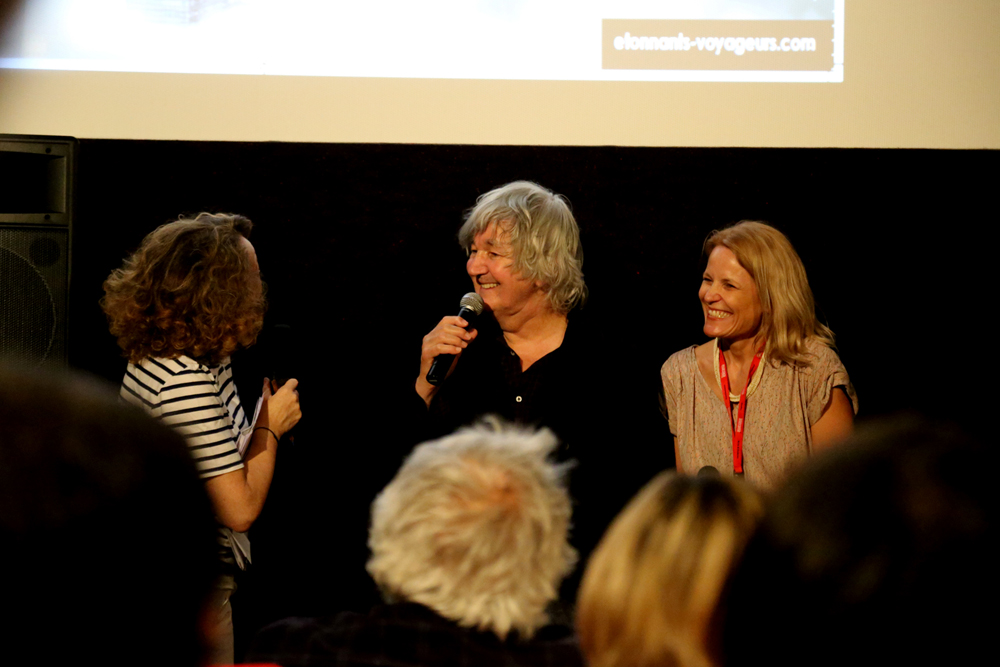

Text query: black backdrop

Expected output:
[66,140,993,654]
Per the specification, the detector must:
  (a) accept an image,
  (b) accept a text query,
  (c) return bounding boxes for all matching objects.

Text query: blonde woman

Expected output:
[660,221,858,488]
[577,471,763,667]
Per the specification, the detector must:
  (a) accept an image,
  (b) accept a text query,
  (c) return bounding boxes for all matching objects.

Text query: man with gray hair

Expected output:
[247,420,585,667]
[412,180,668,595]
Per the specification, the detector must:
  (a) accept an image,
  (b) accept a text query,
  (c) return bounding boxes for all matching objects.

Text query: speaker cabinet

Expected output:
[0,135,75,369]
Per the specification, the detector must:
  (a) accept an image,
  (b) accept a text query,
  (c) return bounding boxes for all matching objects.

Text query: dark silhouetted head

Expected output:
[0,368,217,665]
[722,417,993,667]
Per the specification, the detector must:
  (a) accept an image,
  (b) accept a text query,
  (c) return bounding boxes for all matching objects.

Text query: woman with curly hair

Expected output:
[102,212,301,664]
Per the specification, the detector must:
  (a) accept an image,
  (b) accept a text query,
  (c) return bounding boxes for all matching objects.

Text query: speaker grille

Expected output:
[0,228,67,368]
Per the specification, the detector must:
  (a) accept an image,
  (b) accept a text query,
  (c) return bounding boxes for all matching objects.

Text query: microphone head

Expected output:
[268,324,295,386]
[459,292,485,315]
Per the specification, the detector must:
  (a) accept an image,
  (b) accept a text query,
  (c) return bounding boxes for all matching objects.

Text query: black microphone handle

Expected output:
[426,305,479,386]
[270,324,293,387]
[266,323,297,444]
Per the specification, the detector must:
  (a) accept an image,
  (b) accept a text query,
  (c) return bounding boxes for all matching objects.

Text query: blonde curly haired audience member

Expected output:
[248,419,584,667]
[367,418,577,639]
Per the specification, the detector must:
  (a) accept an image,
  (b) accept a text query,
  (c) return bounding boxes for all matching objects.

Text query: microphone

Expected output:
[269,324,293,388]
[426,292,485,386]
[266,323,298,444]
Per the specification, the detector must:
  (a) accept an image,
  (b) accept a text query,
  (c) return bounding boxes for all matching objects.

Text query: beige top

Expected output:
[660,338,858,489]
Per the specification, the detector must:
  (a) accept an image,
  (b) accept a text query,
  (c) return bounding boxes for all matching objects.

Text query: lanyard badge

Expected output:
[718,344,764,475]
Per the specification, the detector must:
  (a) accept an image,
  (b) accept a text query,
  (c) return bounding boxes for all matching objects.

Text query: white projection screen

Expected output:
[0,0,998,147]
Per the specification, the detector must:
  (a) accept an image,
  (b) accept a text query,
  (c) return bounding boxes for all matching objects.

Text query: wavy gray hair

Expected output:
[366,419,577,639]
[458,181,587,314]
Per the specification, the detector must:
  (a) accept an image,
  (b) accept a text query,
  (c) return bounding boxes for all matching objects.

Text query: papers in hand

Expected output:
[237,395,265,457]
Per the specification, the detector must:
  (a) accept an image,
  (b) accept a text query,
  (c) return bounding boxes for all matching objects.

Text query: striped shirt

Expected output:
[121,355,247,479]
[121,355,250,565]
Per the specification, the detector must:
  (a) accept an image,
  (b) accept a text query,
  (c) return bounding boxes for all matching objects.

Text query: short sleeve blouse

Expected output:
[660,338,857,489]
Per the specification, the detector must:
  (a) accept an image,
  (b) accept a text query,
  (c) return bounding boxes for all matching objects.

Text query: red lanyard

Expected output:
[718,344,764,475]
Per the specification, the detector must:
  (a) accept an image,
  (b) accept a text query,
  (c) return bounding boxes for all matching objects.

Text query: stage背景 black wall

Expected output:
[67,140,994,655]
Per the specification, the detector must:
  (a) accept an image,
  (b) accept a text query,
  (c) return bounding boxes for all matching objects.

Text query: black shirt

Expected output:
[422,313,671,578]
[247,602,584,667]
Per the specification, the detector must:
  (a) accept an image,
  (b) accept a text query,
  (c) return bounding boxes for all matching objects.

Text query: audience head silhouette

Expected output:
[722,417,993,667]
[0,368,217,666]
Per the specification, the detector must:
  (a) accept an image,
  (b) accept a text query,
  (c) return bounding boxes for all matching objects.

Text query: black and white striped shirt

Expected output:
[121,355,247,479]
[121,355,252,564]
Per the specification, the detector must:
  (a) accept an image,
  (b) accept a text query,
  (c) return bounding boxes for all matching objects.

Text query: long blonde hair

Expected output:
[705,221,834,366]
[577,472,763,667]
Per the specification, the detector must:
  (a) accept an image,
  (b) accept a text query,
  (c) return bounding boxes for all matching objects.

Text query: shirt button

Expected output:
[515,396,522,403]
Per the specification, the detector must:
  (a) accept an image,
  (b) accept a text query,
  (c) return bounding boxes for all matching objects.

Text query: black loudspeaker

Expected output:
[0,135,75,369]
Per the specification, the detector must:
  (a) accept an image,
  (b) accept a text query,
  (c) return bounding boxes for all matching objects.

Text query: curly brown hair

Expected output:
[101,213,266,365]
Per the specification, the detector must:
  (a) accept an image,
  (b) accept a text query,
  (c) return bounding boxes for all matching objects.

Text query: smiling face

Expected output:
[699,246,764,342]
[466,222,548,322]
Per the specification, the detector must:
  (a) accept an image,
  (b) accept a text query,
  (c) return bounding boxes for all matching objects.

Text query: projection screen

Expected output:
[0,0,997,147]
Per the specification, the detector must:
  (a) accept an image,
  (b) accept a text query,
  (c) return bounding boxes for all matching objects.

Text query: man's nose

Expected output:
[467,252,486,274]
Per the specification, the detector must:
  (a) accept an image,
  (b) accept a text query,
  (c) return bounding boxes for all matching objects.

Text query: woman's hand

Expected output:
[207,378,300,533]
[415,315,478,406]
[262,378,302,439]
